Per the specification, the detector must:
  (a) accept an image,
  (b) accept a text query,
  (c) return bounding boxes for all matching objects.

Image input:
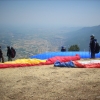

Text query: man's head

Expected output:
[90,34,95,38]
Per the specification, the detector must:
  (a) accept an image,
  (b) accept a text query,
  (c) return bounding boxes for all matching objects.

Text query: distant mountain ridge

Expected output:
[64,25,100,51]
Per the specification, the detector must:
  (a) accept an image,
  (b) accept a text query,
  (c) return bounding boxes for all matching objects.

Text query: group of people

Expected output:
[61,34,99,59]
[0,34,98,63]
[0,46,16,63]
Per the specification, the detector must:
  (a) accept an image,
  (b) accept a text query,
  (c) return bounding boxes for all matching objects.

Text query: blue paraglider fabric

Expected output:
[30,51,100,59]
[54,60,75,68]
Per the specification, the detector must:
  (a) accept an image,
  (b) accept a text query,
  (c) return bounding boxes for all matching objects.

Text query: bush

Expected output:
[68,44,80,51]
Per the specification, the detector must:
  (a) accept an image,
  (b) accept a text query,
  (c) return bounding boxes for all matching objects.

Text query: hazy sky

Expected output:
[0,0,100,28]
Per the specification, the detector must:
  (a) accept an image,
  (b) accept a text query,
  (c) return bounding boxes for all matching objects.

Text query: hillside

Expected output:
[64,25,100,51]
[0,25,100,60]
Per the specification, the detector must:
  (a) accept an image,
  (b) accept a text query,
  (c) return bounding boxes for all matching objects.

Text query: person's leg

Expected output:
[0,58,1,62]
[8,56,10,61]
[93,52,95,58]
[91,51,95,58]
[9,56,12,61]
[8,56,12,61]
[10,57,12,61]
[2,56,4,63]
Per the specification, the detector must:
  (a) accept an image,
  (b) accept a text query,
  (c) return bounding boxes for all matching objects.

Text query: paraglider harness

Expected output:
[89,37,100,54]
[11,47,16,58]
[95,40,100,53]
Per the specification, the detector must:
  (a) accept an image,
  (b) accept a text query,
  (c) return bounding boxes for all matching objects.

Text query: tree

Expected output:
[68,44,80,51]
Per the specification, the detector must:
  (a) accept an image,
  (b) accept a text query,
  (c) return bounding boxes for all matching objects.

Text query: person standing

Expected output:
[7,46,12,61]
[89,35,96,59]
[0,46,4,63]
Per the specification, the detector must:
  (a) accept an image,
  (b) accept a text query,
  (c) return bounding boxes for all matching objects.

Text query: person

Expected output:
[7,46,12,61]
[61,46,66,52]
[0,46,4,63]
[89,34,96,59]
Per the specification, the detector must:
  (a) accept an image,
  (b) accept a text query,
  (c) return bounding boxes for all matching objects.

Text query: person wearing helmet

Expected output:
[61,46,66,52]
[89,34,96,58]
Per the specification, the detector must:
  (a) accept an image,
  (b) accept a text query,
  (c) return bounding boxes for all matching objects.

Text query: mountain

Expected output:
[64,25,100,51]
[0,25,100,60]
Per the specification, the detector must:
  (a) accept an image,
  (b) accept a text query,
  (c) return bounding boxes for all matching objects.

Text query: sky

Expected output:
[0,0,100,28]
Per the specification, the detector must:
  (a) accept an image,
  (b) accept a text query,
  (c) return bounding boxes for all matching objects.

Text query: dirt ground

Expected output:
[0,59,100,100]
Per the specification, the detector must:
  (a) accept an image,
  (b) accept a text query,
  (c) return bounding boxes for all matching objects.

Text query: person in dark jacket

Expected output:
[7,46,12,61]
[61,46,66,52]
[89,35,96,58]
[0,46,4,63]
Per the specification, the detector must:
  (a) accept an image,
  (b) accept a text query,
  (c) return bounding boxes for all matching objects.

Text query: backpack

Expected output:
[95,42,100,53]
[11,47,16,58]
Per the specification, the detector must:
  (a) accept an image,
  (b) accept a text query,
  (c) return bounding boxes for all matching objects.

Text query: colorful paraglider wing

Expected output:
[30,51,100,59]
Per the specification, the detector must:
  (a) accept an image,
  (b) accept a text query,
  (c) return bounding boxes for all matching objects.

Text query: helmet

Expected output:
[90,34,95,38]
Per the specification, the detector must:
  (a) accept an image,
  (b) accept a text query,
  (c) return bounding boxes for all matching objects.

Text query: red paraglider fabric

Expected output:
[45,54,80,65]
[0,55,80,69]
[74,61,100,68]
[0,54,100,68]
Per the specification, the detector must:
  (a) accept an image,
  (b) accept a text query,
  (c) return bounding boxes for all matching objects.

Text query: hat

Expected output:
[90,34,95,38]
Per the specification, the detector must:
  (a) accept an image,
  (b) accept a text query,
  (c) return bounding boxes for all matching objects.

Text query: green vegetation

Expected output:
[68,45,80,51]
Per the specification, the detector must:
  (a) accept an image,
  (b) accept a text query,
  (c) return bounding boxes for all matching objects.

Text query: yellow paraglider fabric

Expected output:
[5,58,46,64]
[0,58,46,69]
